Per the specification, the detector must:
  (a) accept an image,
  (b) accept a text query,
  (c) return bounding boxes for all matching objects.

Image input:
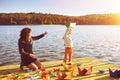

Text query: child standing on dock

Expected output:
[63,23,75,65]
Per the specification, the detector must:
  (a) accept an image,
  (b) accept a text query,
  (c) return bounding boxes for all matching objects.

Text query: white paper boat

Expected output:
[65,22,76,28]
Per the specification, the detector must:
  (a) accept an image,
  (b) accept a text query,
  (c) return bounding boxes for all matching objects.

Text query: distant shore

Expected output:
[0,13,120,25]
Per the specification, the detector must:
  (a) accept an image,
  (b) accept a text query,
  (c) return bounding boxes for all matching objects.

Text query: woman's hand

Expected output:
[29,54,37,58]
[44,31,48,35]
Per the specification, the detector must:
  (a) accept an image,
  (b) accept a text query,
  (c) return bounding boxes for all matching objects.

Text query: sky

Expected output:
[0,0,120,16]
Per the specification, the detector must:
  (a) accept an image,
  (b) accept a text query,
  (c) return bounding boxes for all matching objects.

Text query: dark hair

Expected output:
[20,27,31,40]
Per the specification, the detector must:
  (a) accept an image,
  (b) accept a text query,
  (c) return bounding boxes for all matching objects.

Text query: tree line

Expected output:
[0,13,120,25]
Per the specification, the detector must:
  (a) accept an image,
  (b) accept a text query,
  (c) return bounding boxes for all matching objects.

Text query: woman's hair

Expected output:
[20,27,31,40]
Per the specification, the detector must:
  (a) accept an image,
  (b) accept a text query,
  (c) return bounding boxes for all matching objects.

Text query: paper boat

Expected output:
[49,68,60,73]
[56,71,73,80]
[62,63,77,71]
[78,66,92,76]
[64,71,73,80]
[56,70,66,79]
[41,71,47,78]
[53,68,60,72]
[65,22,76,28]
[109,68,120,78]
[49,68,60,77]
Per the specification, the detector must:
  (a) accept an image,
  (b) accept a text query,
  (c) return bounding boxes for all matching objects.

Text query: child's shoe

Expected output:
[68,62,72,65]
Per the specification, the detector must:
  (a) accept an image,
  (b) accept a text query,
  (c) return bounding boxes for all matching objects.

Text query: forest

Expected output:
[0,13,120,25]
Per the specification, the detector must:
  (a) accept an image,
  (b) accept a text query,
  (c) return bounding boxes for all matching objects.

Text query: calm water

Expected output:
[0,25,120,66]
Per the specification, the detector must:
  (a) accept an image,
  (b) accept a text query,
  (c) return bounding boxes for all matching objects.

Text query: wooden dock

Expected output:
[0,57,120,80]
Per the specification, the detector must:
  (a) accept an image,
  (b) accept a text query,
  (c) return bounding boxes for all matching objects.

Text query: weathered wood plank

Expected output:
[0,57,120,80]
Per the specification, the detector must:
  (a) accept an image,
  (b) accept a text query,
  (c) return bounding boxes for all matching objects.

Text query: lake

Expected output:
[0,25,120,66]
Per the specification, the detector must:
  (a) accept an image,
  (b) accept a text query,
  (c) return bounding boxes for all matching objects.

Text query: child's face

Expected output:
[67,28,72,34]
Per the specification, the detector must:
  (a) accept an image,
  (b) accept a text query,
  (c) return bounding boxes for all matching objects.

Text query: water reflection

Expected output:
[0,25,120,66]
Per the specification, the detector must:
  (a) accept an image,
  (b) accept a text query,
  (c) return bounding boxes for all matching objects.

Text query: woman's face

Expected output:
[27,31,32,40]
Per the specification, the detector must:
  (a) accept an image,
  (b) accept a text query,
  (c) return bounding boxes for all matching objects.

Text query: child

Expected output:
[63,27,73,65]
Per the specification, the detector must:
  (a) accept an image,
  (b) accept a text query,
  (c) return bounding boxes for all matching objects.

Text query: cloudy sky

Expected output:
[0,0,120,16]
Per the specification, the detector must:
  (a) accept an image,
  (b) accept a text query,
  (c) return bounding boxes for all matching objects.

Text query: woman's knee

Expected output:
[27,63,38,71]
[33,66,38,70]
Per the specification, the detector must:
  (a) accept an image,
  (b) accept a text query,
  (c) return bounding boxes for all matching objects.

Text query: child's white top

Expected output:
[63,34,73,47]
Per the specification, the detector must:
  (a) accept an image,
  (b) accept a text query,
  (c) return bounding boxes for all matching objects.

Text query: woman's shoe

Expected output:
[20,61,24,70]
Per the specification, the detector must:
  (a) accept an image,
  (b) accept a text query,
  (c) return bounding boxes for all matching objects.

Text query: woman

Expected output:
[18,27,48,70]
